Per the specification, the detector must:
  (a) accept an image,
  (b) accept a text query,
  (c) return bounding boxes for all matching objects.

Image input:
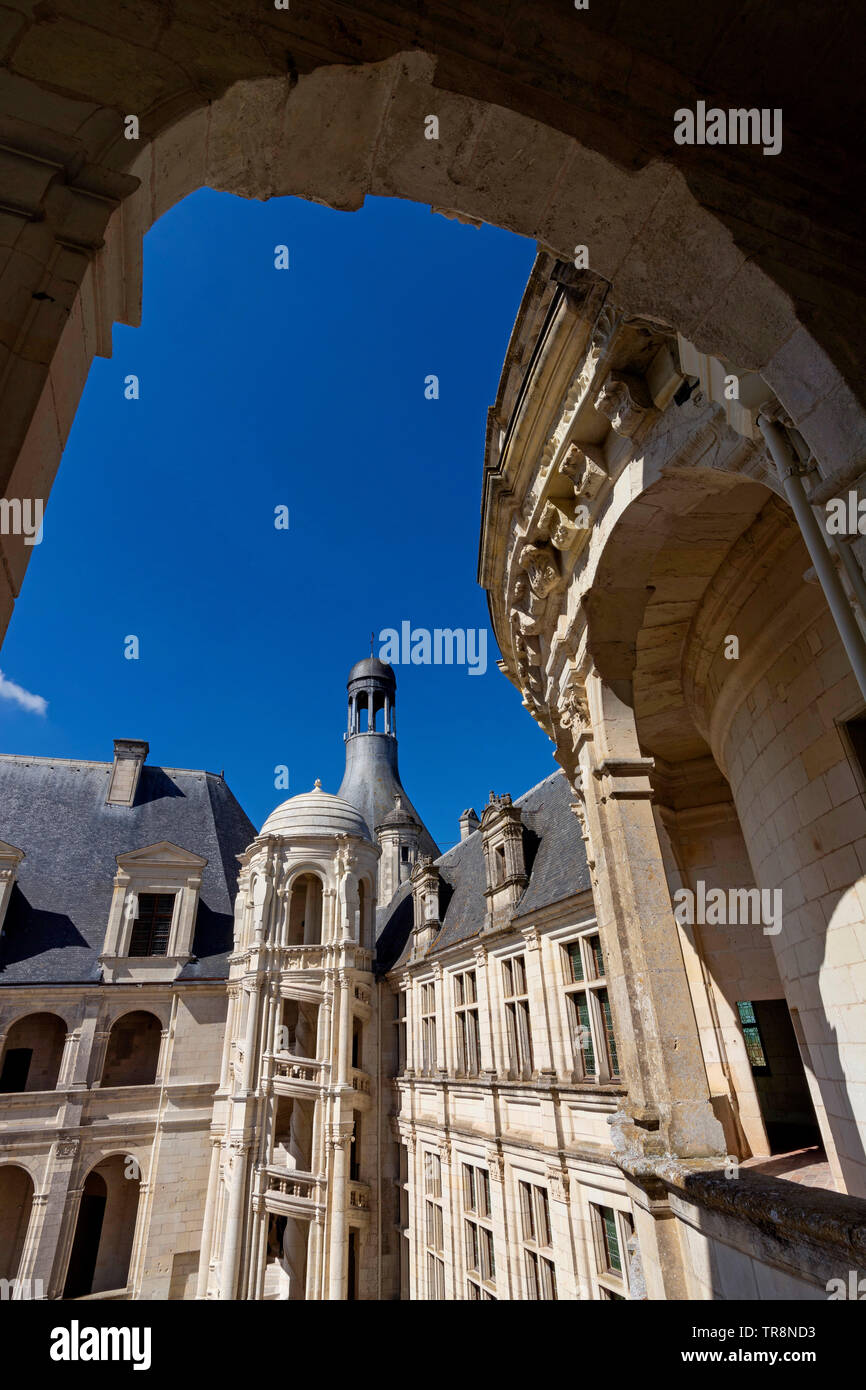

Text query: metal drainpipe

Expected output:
[757,412,866,701]
[787,425,866,623]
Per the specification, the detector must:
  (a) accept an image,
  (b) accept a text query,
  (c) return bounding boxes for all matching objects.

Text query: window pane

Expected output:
[599,989,619,1076]
[479,1170,490,1218]
[737,1001,768,1069]
[576,996,596,1074]
[465,1221,480,1272]
[482,1227,496,1283]
[513,955,526,994]
[566,942,584,982]
[537,1189,551,1247]
[602,1206,622,1273]
[520,1181,534,1241]
[524,1249,540,1299]
[589,934,605,980]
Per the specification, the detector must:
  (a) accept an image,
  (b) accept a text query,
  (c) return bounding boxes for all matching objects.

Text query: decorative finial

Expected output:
[314,778,322,790]
[370,630,375,657]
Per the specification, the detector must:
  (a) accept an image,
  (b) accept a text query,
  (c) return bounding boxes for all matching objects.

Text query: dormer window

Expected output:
[480,793,527,919]
[129,893,176,957]
[100,841,207,983]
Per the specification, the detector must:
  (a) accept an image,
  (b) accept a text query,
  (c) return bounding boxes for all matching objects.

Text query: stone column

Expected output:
[14,1190,49,1297]
[219,1141,250,1300]
[241,982,259,1093]
[439,1135,456,1298]
[336,971,352,1087]
[326,1125,353,1299]
[56,1029,80,1090]
[472,947,495,1076]
[41,1139,83,1299]
[322,887,336,946]
[546,1162,577,1299]
[196,1139,223,1298]
[485,1146,511,1298]
[154,1027,171,1084]
[485,948,507,1078]
[576,670,725,1158]
[522,927,555,1076]
[70,1003,104,1088]
[432,964,447,1076]
[306,1208,325,1300]
[405,979,417,1077]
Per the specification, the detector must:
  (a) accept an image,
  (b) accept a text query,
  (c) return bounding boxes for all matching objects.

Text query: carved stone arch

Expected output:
[584,464,789,767]
[1,37,864,645]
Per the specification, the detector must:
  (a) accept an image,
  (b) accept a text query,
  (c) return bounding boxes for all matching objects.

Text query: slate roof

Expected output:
[375,770,591,973]
[0,754,256,985]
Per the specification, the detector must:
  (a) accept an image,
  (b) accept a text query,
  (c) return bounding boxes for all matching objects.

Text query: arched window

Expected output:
[0,1165,34,1284]
[287,874,323,947]
[0,1012,66,1092]
[64,1155,140,1297]
[101,1011,161,1087]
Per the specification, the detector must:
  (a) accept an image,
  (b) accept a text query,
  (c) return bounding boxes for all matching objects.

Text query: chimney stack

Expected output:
[459,808,479,841]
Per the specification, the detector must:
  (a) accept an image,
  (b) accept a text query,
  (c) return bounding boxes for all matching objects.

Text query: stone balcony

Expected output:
[278,944,326,975]
[263,1165,324,1220]
[269,1053,328,1097]
[350,1067,372,1110]
[348,1180,371,1217]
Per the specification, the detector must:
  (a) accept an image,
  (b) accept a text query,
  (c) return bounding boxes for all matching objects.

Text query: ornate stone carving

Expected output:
[538,497,585,551]
[559,677,589,737]
[486,1145,504,1182]
[326,1123,354,1150]
[53,1139,79,1160]
[517,540,562,599]
[594,372,647,437]
[546,1163,570,1204]
[570,799,595,871]
[522,926,542,953]
[559,441,607,502]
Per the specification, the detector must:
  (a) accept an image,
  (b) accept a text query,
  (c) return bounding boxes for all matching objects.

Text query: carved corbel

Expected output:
[538,497,586,551]
[559,442,607,503]
[594,372,649,438]
[517,540,563,600]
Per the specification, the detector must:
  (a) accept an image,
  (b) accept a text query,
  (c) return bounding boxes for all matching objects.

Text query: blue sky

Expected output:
[0,189,556,850]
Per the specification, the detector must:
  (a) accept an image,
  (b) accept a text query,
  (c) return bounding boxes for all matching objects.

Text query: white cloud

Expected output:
[0,669,48,716]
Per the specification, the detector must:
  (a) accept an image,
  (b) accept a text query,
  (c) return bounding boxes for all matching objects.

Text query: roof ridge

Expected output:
[0,753,224,779]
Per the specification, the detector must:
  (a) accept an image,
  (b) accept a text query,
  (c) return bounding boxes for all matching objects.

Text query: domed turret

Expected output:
[260,778,371,842]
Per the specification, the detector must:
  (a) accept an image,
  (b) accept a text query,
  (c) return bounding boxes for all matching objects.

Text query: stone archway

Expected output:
[586,468,866,1195]
[63,1154,142,1298]
[0,1163,34,1285]
[2,34,865,643]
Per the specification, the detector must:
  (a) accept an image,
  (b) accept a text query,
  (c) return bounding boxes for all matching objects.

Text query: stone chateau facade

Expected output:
[2,249,866,1299]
